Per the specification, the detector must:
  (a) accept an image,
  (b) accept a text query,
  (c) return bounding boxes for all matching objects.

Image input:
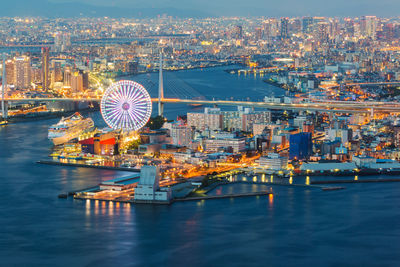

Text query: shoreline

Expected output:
[115,62,240,79]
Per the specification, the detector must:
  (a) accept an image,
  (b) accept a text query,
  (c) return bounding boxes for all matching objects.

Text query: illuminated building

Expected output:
[360,16,377,39]
[221,110,242,131]
[232,25,243,39]
[204,137,246,153]
[170,123,192,147]
[302,17,314,34]
[134,166,171,202]
[253,123,268,136]
[280,17,289,39]
[54,32,71,52]
[14,56,31,89]
[41,47,50,91]
[255,27,263,40]
[52,61,63,84]
[5,59,14,86]
[242,110,271,132]
[289,132,312,160]
[71,71,83,93]
[63,66,71,86]
[258,153,288,170]
[187,108,223,131]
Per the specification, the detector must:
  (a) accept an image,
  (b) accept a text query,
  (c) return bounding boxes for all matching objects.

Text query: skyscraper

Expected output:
[302,17,314,34]
[14,56,31,89]
[280,18,289,39]
[71,71,83,93]
[63,65,72,86]
[233,25,243,39]
[360,16,377,39]
[5,59,14,86]
[41,47,50,91]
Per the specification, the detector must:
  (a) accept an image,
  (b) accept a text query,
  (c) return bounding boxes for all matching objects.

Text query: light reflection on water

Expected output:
[3,69,400,265]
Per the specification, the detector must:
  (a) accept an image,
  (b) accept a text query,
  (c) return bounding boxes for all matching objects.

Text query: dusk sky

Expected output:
[50,0,400,16]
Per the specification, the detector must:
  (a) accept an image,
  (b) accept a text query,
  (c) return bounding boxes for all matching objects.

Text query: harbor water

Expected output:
[1,67,400,266]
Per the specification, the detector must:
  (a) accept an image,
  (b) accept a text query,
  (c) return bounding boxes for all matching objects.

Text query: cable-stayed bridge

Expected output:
[3,52,400,119]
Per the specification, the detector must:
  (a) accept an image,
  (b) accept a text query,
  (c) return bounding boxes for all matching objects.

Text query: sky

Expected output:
[50,0,400,16]
[4,0,400,17]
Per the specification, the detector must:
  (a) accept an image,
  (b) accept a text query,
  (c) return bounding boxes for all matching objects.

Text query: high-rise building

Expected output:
[71,71,83,93]
[63,66,72,86]
[54,32,71,52]
[254,27,263,40]
[170,124,192,147]
[302,17,314,33]
[41,47,50,91]
[187,108,223,131]
[360,16,377,39]
[263,18,280,39]
[280,17,289,39]
[317,22,329,43]
[82,71,89,90]
[290,19,302,34]
[242,111,271,132]
[14,56,31,89]
[233,25,243,39]
[5,59,14,86]
[31,67,42,83]
[289,132,312,160]
[53,62,63,82]
[204,137,246,153]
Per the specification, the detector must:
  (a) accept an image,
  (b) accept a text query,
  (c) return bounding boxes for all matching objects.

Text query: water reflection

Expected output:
[85,199,91,216]
[109,201,114,216]
[94,200,99,215]
[269,194,274,208]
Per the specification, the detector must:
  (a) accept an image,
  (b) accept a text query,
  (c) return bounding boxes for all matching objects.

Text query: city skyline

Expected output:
[3,3,400,265]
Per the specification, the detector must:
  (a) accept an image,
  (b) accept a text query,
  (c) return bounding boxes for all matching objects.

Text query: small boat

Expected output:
[0,120,8,126]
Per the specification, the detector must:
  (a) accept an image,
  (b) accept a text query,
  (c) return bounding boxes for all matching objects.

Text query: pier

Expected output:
[37,160,140,172]
[311,178,400,184]
[174,191,272,202]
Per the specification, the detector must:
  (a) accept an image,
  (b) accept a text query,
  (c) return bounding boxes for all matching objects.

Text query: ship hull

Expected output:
[48,113,94,146]
[50,132,80,146]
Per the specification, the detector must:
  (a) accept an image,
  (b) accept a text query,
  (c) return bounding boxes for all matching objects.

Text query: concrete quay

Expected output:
[37,160,140,172]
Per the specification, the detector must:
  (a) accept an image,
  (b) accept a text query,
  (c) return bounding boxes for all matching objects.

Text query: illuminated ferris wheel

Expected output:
[101,80,152,131]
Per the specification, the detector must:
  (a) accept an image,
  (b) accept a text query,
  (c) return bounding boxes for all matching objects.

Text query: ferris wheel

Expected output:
[101,80,152,131]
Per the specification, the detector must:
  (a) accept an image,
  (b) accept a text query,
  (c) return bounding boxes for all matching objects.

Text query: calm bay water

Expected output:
[1,67,400,266]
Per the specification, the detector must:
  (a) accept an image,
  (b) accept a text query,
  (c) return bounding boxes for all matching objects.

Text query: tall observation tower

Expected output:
[158,52,164,116]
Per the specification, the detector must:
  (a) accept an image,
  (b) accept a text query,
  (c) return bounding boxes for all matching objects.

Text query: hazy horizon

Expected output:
[1,0,400,18]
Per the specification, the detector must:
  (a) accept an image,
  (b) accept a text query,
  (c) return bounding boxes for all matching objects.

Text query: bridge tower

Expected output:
[158,52,164,117]
[1,54,7,120]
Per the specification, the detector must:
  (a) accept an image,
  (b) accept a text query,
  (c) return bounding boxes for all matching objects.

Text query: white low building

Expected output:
[134,166,172,202]
[300,162,357,172]
[258,153,288,170]
[204,137,246,153]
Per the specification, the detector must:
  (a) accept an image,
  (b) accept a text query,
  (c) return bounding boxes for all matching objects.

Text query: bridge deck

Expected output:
[3,97,400,113]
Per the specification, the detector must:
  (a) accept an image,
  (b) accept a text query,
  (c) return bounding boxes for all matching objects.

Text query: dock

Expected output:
[37,160,140,172]
[174,191,272,202]
[311,178,400,184]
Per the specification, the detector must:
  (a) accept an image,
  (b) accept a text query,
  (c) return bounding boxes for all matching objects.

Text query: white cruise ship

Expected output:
[48,112,94,145]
